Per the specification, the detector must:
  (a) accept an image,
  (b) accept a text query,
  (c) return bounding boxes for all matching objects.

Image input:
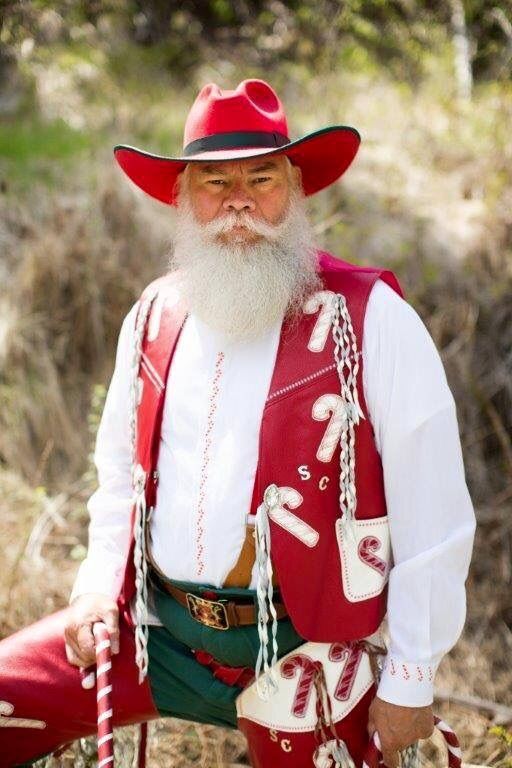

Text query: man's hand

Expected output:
[367,696,434,768]
[64,593,120,668]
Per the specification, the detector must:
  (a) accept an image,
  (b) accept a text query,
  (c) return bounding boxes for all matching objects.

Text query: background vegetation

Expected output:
[1,1,511,765]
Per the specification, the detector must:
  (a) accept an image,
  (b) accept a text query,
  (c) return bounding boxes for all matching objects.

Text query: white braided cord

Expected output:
[129,294,156,683]
[331,293,365,527]
[254,489,280,700]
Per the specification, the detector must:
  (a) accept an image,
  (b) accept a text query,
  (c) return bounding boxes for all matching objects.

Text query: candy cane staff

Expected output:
[0,77,476,768]
[363,717,463,768]
[91,622,115,768]
[78,623,149,768]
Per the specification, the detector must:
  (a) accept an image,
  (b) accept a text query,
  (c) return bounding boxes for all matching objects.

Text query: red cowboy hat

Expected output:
[113,79,361,206]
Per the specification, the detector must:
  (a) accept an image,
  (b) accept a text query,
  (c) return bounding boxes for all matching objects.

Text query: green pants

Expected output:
[147,577,304,728]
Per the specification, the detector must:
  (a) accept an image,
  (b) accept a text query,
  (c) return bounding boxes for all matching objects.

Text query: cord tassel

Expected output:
[254,487,280,700]
[331,293,364,530]
[133,465,150,683]
[129,294,157,682]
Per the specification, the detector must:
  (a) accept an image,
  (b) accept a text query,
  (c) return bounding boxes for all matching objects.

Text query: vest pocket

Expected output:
[335,516,391,603]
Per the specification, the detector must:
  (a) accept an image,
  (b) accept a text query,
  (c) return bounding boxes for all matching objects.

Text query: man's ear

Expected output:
[173,167,187,202]
[292,163,303,189]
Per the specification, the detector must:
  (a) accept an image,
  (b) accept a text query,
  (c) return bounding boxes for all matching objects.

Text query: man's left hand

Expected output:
[367,696,435,768]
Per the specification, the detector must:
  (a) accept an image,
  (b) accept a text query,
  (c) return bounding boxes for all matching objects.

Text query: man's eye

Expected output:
[253,176,271,184]
[208,179,225,185]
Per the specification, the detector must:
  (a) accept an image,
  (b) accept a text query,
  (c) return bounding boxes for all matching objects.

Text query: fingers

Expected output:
[102,608,120,654]
[63,595,121,671]
[64,639,94,668]
[381,746,400,768]
[77,622,96,659]
[423,717,435,739]
[367,698,377,738]
[64,619,95,667]
[80,665,96,690]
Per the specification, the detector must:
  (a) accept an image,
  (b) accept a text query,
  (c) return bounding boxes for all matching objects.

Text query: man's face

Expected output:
[170,153,321,342]
[183,155,300,245]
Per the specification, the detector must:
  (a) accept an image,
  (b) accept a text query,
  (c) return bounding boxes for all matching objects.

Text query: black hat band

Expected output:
[183,130,291,157]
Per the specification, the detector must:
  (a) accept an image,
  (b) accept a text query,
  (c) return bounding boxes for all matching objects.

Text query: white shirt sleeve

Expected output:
[362,278,476,706]
[69,300,139,603]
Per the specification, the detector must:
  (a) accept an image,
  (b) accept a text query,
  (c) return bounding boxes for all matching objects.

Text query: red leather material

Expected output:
[0,604,159,767]
[193,650,255,689]
[119,250,405,644]
[250,251,403,641]
[238,684,375,768]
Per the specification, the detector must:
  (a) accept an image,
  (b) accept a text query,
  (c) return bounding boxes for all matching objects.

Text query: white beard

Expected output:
[167,186,323,343]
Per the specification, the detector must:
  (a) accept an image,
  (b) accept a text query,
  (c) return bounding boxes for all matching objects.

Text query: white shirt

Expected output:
[151,313,282,588]
[69,277,476,707]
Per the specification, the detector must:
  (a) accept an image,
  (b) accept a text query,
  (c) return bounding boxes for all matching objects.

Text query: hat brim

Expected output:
[113,125,361,206]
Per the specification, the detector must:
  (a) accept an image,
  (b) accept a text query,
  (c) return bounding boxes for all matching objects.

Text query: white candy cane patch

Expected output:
[312,393,350,463]
[235,640,374,731]
[264,485,319,547]
[303,290,336,352]
[335,516,391,603]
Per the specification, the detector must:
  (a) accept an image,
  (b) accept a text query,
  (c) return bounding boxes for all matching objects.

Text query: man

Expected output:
[0,79,476,768]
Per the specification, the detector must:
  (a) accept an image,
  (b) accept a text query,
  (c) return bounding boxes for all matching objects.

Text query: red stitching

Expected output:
[195,352,224,576]
[385,657,434,684]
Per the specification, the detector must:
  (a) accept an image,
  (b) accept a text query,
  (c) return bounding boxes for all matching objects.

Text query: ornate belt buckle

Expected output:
[185,593,230,630]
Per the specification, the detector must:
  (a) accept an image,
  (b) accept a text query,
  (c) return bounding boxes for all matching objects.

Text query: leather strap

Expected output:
[149,569,288,627]
[144,508,287,627]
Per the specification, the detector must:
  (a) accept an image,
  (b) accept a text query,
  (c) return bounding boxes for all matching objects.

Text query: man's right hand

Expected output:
[64,593,120,668]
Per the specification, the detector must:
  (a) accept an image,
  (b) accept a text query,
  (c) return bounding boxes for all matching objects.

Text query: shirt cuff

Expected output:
[69,558,124,604]
[377,655,439,707]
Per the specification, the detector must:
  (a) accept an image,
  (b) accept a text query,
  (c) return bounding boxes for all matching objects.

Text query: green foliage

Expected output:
[3,0,511,85]
[489,725,512,767]
[0,116,90,161]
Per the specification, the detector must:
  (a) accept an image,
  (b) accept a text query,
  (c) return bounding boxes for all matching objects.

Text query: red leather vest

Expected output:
[117,250,404,642]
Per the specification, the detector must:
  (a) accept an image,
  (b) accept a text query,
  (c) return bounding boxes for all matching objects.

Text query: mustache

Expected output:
[200,210,286,242]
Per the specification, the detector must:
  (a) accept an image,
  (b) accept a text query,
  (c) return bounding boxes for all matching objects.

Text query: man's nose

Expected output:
[222,183,256,212]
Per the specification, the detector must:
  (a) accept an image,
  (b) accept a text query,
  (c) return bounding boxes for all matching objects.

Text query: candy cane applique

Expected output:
[328,643,363,702]
[280,653,319,718]
[147,285,180,342]
[136,376,144,405]
[0,701,46,729]
[263,485,319,547]
[358,536,388,577]
[303,291,336,352]
[312,393,350,463]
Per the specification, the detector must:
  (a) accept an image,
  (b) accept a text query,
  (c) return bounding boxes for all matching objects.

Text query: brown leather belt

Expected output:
[149,567,288,630]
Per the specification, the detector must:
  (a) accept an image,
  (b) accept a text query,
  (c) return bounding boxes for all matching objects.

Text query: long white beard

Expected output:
[168,186,323,342]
